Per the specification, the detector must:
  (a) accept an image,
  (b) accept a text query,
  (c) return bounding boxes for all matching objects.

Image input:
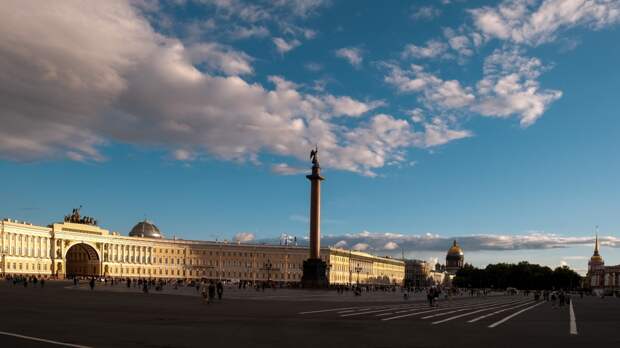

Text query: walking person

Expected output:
[201,284,209,304]
[208,281,216,304]
[89,277,95,291]
[216,281,224,300]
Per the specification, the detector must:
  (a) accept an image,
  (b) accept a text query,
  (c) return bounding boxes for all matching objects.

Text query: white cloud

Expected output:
[383,241,399,250]
[229,25,270,39]
[402,40,449,59]
[322,96,384,117]
[470,0,620,45]
[352,243,370,251]
[273,37,301,53]
[385,64,475,109]
[335,47,364,68]
[173,149,195,161]
[319,231,620,254]
[233,232,255,242]
[421,118,472,147]
[271,163,306,175]
[0,1,415,177]
[304,62,323,71]
[385,47,561,128]
[334,240,348,248]
[411,6,442,21]
[473,48,562,127]
[187,42,253,75]
[273,0,330,18]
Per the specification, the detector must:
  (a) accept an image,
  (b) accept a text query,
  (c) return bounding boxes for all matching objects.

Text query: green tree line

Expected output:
[453,262,582,290]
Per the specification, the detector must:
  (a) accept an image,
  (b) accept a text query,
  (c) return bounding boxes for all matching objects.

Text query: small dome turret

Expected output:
[129,220,163,239]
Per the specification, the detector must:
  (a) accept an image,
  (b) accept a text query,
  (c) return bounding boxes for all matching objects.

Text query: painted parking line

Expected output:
[569,300,578,335]
[380,299,514,321]
[430,300,531,325]
[0,330,92,348]
[488,301,545,328]
[467,300,536,323]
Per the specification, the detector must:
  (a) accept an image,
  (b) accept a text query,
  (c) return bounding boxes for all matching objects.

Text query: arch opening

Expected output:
[66,243,100,278]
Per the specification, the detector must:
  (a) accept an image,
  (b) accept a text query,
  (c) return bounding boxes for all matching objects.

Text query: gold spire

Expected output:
[590,226,603,263]
[593,233,599,256]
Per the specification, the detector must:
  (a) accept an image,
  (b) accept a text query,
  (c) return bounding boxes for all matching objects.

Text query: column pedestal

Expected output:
[301,258,328,288]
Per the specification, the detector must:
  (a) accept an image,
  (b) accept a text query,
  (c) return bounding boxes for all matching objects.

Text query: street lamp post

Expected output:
[355,264,362,286]
[265,260,273,282]
[260,259,280,286]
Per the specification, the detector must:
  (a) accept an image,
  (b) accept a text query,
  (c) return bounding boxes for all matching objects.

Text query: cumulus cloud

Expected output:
[0,1,420,176]
[317,231,620,255]
[187,42,254,75]
[233,232,255,242]
[402,40,449,59]
[229,25,270,39]
[335,47,364,68]
[271,163,306,175]
[473,48,562,126]
[383,241,400,250]
[273,37,301,53]
[411,6,442,21]
[352,243,370,251]
[385,48,561,128]
[384,64,475,109]
[470,0,620,45]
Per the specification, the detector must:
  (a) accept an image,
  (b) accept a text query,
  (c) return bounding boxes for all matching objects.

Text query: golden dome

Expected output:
[447,240,464,256]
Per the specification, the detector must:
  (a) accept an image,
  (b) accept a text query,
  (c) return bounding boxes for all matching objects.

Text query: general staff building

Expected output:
[0,216,404,286]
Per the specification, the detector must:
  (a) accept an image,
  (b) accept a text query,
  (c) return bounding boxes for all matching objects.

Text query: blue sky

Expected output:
[1,0,620,273]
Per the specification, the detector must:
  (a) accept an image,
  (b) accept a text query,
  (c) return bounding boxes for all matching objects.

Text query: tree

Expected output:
[452,262,581,290]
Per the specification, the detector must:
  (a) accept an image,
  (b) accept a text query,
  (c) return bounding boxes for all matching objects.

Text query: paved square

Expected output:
[1,281,620,347]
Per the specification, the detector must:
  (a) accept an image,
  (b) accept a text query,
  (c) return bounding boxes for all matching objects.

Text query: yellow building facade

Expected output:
[0,218,404,285]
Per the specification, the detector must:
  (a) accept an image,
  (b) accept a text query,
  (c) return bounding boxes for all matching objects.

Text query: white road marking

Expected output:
[431,300,530,325]
[467,300,535,323]
[488,301,544,328]
[382,299,507,317]
[299,306,358,314]
[0,331,92,348]
[422,301,516,319]
[380,299,512,321]
[341,304,426,317]
[569,300,578,335]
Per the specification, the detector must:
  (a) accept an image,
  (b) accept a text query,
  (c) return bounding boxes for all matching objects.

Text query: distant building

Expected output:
[445,240,464,275]
[404,259,433,287]
[0,215,404,285]
[585,234,620,294]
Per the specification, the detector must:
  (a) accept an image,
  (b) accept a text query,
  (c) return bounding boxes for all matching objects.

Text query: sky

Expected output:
[1,0,620,274]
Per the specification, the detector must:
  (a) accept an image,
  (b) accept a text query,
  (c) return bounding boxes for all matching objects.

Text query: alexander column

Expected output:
[301,146,328,288]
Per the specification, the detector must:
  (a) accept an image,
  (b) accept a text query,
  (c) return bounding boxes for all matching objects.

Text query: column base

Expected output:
[301,258,328,289]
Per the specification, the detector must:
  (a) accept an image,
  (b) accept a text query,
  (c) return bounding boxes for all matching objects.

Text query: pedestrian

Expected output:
[208,281,216,303]
[551,292,557,308]
[89,277,95,291]
[201,284,209,304]
[40,278,45,288]
[216,281,224,300]
[143,282,149,294]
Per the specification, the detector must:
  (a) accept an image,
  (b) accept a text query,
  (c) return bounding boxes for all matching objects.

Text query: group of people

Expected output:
[5,275,45,288]
[199,281,224,303]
